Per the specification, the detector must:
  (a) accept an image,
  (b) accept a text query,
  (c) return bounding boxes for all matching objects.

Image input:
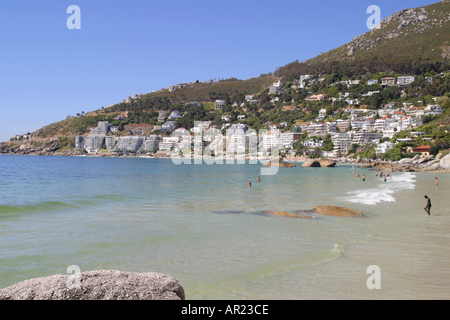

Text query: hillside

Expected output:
[2,0,450,147]
[274,0,450,79]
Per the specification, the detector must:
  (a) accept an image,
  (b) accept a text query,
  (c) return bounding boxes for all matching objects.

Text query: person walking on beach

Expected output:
[424,195,432,216]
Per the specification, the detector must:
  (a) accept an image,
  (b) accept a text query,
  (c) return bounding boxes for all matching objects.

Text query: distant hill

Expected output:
[274,0,450,80]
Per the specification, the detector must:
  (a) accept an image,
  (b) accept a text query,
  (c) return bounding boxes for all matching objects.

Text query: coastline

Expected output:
[2,139,450,173]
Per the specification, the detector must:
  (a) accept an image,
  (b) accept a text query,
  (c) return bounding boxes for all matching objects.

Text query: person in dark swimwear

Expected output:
[257,176,261,183]
[363,174,366,182]
[424,195,431,216]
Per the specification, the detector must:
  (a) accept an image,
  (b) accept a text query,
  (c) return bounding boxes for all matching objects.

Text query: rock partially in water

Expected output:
[263,160,296,167]
[301,160,321,167]
[301,159,336,168]
[312,206,363,217]
[319,159,336,167]
[265,211,313,219]
[0,270,185,300]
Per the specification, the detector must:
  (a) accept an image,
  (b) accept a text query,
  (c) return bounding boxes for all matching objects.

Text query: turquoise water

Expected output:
[1,154,449,299]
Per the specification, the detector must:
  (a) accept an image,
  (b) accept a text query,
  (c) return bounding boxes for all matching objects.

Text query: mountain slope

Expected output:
[3,0,450,143]
[274,0,450,79]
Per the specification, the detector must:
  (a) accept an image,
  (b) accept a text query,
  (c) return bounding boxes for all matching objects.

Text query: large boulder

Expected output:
[301,160,321,167]
[399,158,413,165]
[319,159,336,167]
[301,159,336,168]
[0,270,185,300]
[312,206,363,217]
[440,154,450,169]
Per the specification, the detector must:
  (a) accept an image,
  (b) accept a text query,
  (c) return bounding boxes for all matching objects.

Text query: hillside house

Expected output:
[168,110,183,120]
[215,100,225,110]
[381,77,396,88]
[412,145,431,156]
[397,76,415,87]
[305,94,328,102]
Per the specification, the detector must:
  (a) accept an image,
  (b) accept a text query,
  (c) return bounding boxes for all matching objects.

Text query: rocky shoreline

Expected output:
[284,153,450,173]
[2,139,450,173]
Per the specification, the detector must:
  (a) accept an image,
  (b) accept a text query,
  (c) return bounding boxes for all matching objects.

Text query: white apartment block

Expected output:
[215,100,225,110]
[279,132,303,149]
[375,142,395,155]
[159,137,180,151]
[303,139,324,149]
[397,76,415,86]
[306,122,328,136]
[332,132,353,156]
[351,132,383,146]
[425,105,444,115]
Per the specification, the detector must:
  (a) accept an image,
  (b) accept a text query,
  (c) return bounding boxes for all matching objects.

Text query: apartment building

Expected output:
[332,132,353,156]
[159,137,180,151]
[215,100,225,110]
[351,132,383,145]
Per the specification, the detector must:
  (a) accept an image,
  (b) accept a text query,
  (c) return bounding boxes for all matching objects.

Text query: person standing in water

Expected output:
[257,176,261,183]
[363,174,366,182]
[436,177,439,187]
[248,180,252,187]
[424,195,432,216]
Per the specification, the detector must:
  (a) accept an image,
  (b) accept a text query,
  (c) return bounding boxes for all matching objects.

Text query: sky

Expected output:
[0,0,439,142]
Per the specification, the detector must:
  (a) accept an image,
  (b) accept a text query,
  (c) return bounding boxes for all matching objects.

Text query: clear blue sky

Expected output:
[0,0,438,142]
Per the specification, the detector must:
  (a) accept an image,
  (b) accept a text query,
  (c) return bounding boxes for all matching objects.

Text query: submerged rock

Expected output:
[312,206,363,217]
[0,270,185,300]
[265,211,312,219]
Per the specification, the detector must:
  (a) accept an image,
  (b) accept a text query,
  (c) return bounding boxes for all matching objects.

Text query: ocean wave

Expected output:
[0,201,79,216]
[344,172,416,206]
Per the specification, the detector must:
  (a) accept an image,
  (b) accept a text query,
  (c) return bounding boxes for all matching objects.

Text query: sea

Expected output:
[0,154,449,300]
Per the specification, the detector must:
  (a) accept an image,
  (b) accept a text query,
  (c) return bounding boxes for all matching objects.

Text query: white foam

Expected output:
[344,172,416,206]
